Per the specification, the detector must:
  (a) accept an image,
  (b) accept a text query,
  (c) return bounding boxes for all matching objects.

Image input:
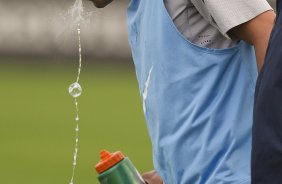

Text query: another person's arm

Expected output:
[229,11,275,71]
[193,0,275,72]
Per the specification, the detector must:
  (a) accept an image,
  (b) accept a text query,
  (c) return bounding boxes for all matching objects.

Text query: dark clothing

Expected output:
[252,1,282,183]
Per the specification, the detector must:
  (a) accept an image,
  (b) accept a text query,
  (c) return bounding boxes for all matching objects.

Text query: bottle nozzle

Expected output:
[100,150,111,160]
[95,150,125,174]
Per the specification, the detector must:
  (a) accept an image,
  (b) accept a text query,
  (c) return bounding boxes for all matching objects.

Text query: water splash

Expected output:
[56,0,94,42]
[63,0,91,27]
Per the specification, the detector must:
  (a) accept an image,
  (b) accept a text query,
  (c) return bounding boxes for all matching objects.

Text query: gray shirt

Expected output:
[164,0,272,49]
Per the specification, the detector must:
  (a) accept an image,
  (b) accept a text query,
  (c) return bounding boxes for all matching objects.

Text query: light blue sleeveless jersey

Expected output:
[127,0,258,183]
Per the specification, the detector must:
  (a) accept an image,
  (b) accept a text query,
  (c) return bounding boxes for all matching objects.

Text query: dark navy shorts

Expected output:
[252,1,282,183]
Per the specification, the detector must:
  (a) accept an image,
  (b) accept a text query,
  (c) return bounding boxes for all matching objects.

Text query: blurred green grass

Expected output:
[0,58,152,184]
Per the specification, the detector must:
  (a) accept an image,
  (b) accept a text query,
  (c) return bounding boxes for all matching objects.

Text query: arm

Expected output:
[193,0,275,72]
[229,10,276,72]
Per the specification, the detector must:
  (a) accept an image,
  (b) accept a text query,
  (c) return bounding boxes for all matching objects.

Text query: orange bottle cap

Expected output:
[95,150,125,174]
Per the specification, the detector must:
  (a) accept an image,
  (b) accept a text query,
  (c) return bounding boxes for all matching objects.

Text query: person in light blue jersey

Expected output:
[90,0,275,183]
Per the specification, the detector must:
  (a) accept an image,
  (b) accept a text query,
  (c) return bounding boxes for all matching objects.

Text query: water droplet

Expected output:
[76,138,79,143]
[73,161,77,166]
[75,116,79,121]
[69,182,73,184]
[68,82,82,98]
[75,124,79,131]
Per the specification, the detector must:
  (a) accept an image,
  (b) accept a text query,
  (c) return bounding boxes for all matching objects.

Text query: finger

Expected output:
[142,171,163,184]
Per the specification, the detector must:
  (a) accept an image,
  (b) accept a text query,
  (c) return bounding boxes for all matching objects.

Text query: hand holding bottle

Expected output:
[95,150,146,184]
[142,170,163,184]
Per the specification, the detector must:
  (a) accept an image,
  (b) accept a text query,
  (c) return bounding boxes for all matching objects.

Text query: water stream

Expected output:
[67,0,84,183]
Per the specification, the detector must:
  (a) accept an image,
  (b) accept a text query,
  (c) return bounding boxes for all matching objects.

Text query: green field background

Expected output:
[0,58,153,184]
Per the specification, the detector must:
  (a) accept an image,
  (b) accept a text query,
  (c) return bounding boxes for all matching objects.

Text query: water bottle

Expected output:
[95,150,146,184]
